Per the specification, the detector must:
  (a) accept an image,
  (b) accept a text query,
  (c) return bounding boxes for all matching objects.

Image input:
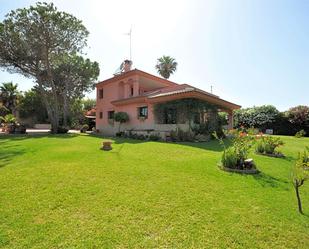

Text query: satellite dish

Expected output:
[113,60,132,76]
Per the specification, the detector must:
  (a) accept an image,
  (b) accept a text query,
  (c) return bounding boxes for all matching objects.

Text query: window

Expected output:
[108,111,115,119]
[138,106,148,118]
[99,89,103,99]
[99,112,103,119]
[130,87,134,96]
[164,108,177,124]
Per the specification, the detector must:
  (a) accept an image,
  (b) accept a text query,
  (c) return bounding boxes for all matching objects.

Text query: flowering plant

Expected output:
[255,135,284,155]
[214,130,255,169]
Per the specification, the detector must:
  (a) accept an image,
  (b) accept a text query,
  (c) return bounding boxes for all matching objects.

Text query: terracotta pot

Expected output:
[102,141,112,151]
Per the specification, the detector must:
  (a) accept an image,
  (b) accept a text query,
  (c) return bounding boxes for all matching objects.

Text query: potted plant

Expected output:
[0,114,17,134]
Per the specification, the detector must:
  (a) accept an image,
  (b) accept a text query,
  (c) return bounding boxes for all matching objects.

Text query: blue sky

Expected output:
[0,0,308,111]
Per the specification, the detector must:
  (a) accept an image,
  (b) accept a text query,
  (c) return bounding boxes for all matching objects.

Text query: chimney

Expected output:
[123,60,132,72]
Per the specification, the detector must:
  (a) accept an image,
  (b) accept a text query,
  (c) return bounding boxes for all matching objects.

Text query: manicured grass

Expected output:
[0,134,309,248]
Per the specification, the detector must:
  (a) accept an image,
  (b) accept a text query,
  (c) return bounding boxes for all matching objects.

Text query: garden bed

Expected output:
[255,152,285,158]
[218,164,260,174]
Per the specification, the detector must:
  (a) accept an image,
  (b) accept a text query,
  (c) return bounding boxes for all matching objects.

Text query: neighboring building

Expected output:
[85,108,96,130]
[96,61,240,137]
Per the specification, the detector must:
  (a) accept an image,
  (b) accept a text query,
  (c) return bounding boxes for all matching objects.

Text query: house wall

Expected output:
[96,80,191,136]
[95,71,236,137]
[96,98,190,136]
[96,77,162,135]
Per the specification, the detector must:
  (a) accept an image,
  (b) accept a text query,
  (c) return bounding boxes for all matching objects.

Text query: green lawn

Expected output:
[0,134,309,248]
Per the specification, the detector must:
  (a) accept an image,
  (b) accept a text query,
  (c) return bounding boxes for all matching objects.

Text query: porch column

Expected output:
[227,111,234,130]
[124,83,130,98]
[133,81,139,97]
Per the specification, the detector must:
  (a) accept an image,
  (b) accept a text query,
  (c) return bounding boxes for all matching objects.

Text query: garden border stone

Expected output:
[255,152,285,158]
[217,164,260,174]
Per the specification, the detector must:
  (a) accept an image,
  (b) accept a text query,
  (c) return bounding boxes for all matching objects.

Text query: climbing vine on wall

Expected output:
[153,98,220,129]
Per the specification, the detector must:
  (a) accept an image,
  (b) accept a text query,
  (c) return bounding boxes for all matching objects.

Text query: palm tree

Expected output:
[155,56,178,79]
[0,82,19,115]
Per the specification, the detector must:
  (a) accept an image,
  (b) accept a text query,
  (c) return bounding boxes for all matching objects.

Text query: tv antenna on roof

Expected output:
[210,85,213,94]
[124,26,132,61]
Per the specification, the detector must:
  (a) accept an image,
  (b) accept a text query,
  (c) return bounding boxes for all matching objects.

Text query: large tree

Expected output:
[286,106,309,127]
[155,56,178,79]
[53,54,99,126]
[0,82,20,116]
[0,2,94,133]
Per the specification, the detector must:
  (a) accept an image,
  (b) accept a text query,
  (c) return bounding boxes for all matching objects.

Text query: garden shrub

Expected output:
[80,124,89,133]
[14,124,26,134]
[215,130,256,170]
[222,147,238,169]
[256,140,265,154]
[136,134,146,140]
[255,136,284,155]
[0,114,22,134]
[116,131,124,137]
[170,128,195,142]
[56,126,68,134]
[149,134,160,141]
[295,130,306,138]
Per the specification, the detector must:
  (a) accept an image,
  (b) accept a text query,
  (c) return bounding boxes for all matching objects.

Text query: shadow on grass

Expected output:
[88,133,231,152]
[0,133,79,141]
[251,172,289,189]
[178,139,232,152]
[0,133,79,168]
[0,140,25,168]
[2,132,229,153]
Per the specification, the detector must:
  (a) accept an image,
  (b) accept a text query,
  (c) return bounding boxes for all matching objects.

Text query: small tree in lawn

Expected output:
[114,112,129,132]
[292,147,309,214]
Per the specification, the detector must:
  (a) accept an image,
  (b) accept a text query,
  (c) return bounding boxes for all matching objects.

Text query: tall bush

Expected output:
[233,105,279,130]
[286,106,309,136]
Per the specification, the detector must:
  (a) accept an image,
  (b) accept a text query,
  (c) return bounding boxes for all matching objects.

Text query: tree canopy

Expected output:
[0,2,99,132]
[155,56,177,79]
[53,54,99,126]
[286,106,309,127]
[233,105,280,130]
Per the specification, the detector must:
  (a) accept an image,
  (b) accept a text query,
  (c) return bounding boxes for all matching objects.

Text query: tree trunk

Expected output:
[37,79,59,133]
[62,90,69,127]
[44,45,60,133]
[294,182,303,214]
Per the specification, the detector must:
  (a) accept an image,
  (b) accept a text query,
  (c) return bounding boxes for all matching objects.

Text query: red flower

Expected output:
[239,132,247,137]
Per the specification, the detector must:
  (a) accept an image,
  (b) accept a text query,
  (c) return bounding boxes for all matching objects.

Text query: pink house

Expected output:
[96,62,240,138]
